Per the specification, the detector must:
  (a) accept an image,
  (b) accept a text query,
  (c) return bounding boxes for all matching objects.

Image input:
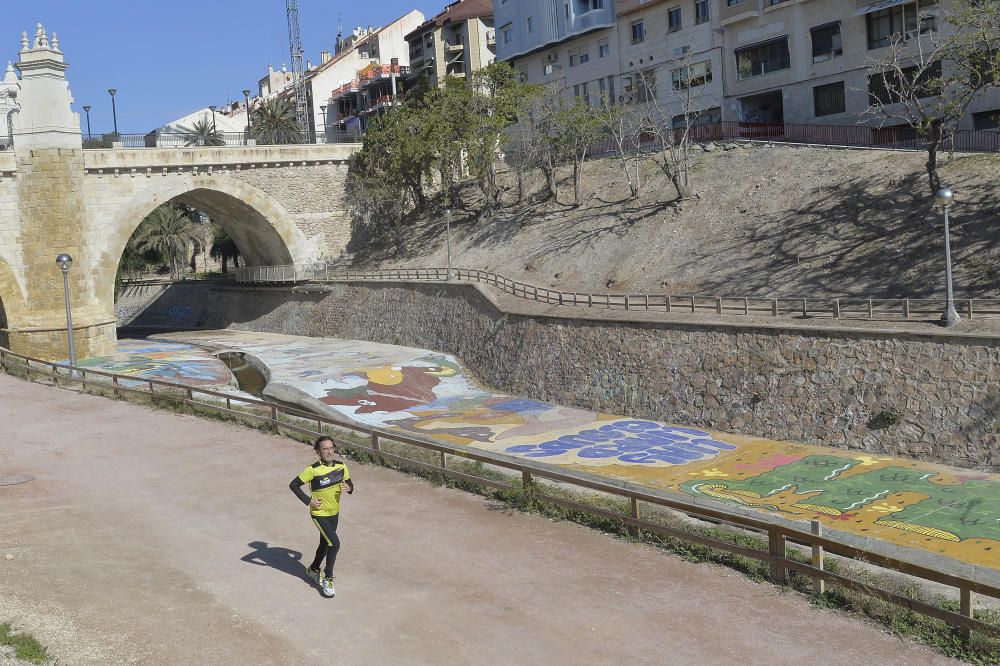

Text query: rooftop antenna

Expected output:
[285,0,309,134]
[336,10,343,53]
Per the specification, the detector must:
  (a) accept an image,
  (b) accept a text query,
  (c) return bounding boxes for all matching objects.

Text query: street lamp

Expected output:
[935,188,960,327]
[320,105,327,142]
[82,105,92,143]
[107,88,118,135]
[444,208,454,281]
[55,253,77,371]
[242,89,251,145]
[208,105,218,145]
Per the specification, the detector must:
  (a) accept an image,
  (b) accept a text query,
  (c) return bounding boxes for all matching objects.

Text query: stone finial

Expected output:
[3,61,15,84]
[21,32,28,50]
[51,32,60,51]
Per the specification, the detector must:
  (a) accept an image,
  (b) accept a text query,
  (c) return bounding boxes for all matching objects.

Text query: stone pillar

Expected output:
[8,24,116,359]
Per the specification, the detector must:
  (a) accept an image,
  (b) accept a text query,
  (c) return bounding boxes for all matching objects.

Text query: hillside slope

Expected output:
[350,143,1000,298]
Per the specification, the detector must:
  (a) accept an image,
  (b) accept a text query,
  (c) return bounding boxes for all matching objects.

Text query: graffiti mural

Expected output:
[76,339,236,387]
[153,330,1000,570]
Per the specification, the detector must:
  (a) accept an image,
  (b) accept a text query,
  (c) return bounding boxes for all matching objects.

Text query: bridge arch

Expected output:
[0,259,26,350]
[101,176,312,303]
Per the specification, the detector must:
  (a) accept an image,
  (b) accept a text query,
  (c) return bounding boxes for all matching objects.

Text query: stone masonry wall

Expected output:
[228,162,352,258]
[129,281,1000,472]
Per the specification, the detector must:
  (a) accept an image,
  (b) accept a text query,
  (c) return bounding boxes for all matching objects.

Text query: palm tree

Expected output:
[183,118,225,146]
[251,98,303,145]
[131,205,205,280]
[209,227,242,273]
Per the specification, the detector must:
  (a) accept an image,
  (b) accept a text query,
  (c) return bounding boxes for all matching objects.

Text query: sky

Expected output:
[5,0,440,133]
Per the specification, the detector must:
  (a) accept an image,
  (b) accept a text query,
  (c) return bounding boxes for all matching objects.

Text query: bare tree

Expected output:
[863,0,1000,195]
[632,54,709,200]
[504,121,540,205]
[590,95,643,199]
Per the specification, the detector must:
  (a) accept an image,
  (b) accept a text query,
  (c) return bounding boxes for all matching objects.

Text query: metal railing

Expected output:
[1,342,998,640]
[588,120,1000,156]
[80,128,359,150]
[232,264,1000,322]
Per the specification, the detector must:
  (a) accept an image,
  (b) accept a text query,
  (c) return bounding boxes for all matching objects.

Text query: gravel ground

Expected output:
[354,145,1000,300]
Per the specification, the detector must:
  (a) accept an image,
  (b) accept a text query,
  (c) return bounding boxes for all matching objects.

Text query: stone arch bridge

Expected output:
[0,24,358,359]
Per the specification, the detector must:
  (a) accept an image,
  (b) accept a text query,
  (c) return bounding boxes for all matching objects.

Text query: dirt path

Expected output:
[0,375,957,665]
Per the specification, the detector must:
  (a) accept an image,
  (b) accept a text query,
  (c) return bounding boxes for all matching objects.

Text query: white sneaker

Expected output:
[320,575,336,598]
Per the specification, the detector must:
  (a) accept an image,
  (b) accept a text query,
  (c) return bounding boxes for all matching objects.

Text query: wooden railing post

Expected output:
[772,299,779,316]
[960,586,973,640]
[521,469,532,493]
[768,527,787,583]
[112,376,120,399]
[811,520,825,594]
[371,433,381,462]
[715,297,722,314]
[440,449,447,469]
[833,298,841,319]
[628,496,640,538]
[270,404,279,431]
[903,298,910,319]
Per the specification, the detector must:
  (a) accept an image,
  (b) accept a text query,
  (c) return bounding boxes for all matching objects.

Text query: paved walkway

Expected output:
[0,374,957,664]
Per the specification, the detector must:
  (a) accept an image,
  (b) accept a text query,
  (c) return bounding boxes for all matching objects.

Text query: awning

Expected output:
[851,0,909,16]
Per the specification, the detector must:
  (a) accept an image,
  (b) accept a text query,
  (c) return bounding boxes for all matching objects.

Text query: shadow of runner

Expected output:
[240,541,310,583]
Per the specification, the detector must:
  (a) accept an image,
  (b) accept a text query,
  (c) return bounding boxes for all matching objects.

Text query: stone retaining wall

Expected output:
[128,281,1000,471]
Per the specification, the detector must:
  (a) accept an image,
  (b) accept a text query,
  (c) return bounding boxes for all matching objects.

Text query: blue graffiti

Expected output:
[505,420,736,465]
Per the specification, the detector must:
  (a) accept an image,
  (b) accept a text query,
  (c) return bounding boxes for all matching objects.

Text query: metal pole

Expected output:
[445,208,453,281]
[243,89,252,145]
[108,89,118,135]
[55,254,77,372]
[936,188,960,327]
[82,105,92,142]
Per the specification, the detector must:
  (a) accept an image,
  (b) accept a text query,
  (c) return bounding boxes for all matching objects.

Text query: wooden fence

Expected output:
[232,264,1000,322]
[2,344,999,639]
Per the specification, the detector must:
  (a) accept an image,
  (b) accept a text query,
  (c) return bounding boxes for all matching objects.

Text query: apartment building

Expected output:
[494,0,621,102]
[405,0,496,88]
[616,0,723,123]
[718,0,1000,130]
[314,12,424,137]
[496,0,1000,131]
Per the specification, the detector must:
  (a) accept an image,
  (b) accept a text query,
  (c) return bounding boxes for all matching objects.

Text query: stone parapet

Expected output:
[82,143,358,172]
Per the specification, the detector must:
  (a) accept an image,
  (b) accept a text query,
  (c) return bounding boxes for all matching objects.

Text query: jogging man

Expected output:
[289,435,354,597]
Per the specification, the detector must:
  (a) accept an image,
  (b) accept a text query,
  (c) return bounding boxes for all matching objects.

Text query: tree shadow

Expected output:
[240,540,311,583]
[675,156,1000,298]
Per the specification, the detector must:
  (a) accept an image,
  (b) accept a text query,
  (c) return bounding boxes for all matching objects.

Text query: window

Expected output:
[867,1,938,50]
[868,61,942,105]
[668,7,682,32]
[526,16,534,34]
[813,81,846,116]
[598,76,606,101]
[598,38,609,57]
[623,75,633,101]
[671,60,712,89]
[672,106,721,128]
[695,0,710,24]
[501,24,512,45]
[565,3,570,20]
[569,49,579,66]
[573,84,581,97]
[580,51,590,63]
[582,81,590,106]
[735,37,790,80]
[631,20,645,44]
[608,75,616,103]
[727,0,742,5]
[811,22,842,63]
[636,68,656,102]
[592,0,605,8]
[973,110,1000,131]
[544,63,554,75]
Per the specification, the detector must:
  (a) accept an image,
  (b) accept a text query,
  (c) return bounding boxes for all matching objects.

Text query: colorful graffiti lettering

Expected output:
[506,420,736,465]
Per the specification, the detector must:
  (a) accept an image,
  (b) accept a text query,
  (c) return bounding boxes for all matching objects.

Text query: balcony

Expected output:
[486,32,496,45]
[445,41,465,53]
[720,0,761,26]
[358,63,411,84]
[329,80,360,100]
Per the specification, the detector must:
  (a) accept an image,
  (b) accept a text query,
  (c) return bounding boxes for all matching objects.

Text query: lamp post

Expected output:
[107,88,118,135]
[55,253,76,371]
[445,208,454,281]
[82,105,92,143]
[208,105,218,145]
[242,89,251,145]
[320,105,327,143]
[935,188,960,327]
